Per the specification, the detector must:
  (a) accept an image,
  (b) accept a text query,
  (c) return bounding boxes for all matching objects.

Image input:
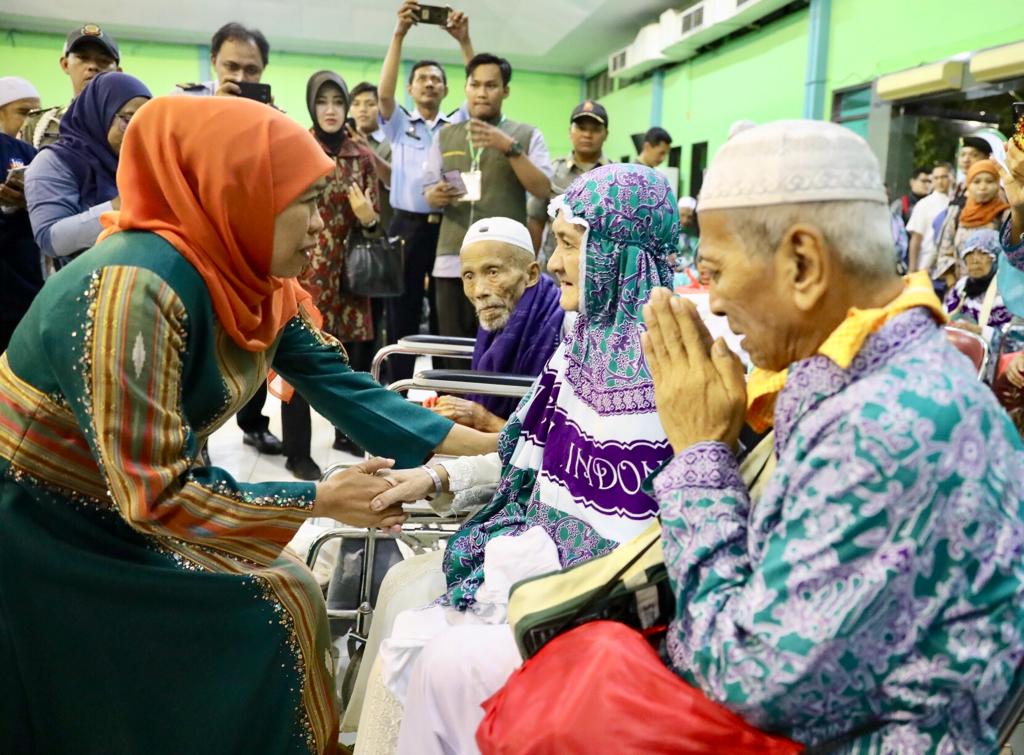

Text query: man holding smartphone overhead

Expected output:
[424,53,553,344]
[377,1,476,382]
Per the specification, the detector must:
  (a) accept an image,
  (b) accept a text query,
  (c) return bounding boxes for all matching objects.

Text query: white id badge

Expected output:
[459,170,482,202]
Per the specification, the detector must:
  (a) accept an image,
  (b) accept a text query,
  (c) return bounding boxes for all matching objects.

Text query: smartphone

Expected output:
[416,4,451,25]
[4,165,26,185]
[443,169,468,195]
[345,117,357,132]
[237,81,272,104]
[1013,102,1024,151]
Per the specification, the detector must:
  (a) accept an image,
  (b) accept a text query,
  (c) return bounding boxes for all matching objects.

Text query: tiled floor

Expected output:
[208,356,434,484]
[207,391,362,483]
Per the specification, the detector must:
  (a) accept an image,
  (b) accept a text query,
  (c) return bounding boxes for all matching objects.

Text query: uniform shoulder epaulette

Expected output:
[26,105,60,117]
[176,82,207,92]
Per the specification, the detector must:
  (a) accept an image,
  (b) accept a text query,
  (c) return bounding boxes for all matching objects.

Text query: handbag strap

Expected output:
[979,272,999,329]
[552,529,663,638]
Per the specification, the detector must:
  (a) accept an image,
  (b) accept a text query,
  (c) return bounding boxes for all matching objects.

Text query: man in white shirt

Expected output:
[907,161,953,272]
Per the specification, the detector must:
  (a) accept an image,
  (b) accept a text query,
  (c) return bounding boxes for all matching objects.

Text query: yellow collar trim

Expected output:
[745,272,947,432]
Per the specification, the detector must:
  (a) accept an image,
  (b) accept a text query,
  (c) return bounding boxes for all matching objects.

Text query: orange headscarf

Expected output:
[99,96,334,352]
[960,159,1010,229]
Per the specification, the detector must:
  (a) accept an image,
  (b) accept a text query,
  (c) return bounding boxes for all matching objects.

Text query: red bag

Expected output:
[476,621,804,755]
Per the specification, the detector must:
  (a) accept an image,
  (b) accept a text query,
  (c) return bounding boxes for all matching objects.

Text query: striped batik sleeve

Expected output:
[82,266,313,558]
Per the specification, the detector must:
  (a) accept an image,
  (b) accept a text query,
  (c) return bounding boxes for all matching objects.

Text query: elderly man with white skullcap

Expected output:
[427,217,565,431]
[474,122,1024,754]
[0,76,44,352]
[634,120,1024,752]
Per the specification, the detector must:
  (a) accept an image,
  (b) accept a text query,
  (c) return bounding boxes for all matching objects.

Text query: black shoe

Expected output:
[242,430,283,455]
[332,434,364,456]
[286,456,322,481]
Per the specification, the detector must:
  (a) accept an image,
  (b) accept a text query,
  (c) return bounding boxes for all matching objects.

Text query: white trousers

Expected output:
[395,622,522,755]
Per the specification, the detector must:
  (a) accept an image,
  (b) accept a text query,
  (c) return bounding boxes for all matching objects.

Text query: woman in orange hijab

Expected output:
[0,96,493,754]
[933,158,1011,286]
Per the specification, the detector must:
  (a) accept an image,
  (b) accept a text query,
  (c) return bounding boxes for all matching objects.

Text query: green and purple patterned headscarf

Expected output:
[553,162,679,411]
[442,164,678,608]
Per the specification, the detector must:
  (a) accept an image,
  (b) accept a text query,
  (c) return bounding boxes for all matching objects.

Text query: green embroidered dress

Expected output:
[0,232,452,753]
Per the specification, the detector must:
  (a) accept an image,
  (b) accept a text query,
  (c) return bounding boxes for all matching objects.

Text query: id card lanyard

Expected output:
[463,115,505,222]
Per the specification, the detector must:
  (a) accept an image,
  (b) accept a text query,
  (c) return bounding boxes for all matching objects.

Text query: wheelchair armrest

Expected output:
[371,335,476,382]
[409,369,535,398]
[398,335,477,351]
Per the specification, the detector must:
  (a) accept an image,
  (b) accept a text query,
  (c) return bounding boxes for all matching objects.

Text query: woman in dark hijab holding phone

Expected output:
[278,70,384,479]
[24,71,151,269]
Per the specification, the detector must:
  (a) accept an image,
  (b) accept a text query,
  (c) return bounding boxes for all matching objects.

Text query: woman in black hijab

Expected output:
[280,71,382,479]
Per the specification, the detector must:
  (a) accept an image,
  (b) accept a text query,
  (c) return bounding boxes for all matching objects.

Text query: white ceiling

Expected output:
[1,0,683,75]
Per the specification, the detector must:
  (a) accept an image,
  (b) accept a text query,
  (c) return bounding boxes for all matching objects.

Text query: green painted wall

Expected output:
[596,77,656,164]
[0,28,579,156]
[6,0,1024,176]
[661,8,809,196]
[592,0,1024,194]
[826,0,1024,104]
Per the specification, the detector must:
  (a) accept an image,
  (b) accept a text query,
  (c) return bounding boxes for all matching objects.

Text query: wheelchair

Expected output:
[305,334,534,707]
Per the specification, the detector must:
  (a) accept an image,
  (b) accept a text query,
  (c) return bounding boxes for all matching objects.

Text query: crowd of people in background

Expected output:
[0,7,687,481]
[3,4,1024,754]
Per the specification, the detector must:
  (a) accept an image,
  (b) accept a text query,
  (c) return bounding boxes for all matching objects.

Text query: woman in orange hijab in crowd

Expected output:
[0,96,493,754]
[933,158,1011,285]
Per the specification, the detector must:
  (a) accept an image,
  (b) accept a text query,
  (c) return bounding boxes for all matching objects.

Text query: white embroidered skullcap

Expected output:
[677,196,697,211]
[0,77,40,109]
[727,119,756,140]
[461,217,534,256]
[699,119,887,211]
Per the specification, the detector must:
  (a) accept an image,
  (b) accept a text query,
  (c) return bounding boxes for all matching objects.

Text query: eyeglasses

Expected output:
[114,111,135,130]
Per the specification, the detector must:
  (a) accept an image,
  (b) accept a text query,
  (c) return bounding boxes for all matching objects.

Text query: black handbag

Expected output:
[343,225,405,298]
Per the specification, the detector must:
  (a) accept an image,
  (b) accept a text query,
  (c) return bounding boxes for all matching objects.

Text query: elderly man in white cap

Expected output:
[428,217,564,431]
[677,194,699,264]
[0,77,40,139]
[468,121,1024,754]
[0,76,45,352]
[632,120,1024,752]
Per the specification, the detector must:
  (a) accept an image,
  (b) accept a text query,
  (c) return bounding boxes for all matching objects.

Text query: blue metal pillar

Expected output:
[802,0,832,120]
[401,59,414,112]
[198,44,212,83]
[650,68,665,126]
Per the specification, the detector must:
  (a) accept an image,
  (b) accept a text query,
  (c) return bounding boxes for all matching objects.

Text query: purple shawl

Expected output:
[467,274,564,418]
[44,71,151,207]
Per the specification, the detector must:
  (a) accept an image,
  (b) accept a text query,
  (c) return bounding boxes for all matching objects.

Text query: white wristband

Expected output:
[421,465,443,495]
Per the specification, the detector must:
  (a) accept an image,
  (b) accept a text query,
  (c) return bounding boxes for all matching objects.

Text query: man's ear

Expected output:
[775,223,830,314]
[525,260,541,287]
[59,56,70,75]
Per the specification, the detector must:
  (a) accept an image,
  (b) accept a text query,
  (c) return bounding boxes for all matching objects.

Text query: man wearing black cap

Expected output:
[527,100,610,270]
[19,24,121,148]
